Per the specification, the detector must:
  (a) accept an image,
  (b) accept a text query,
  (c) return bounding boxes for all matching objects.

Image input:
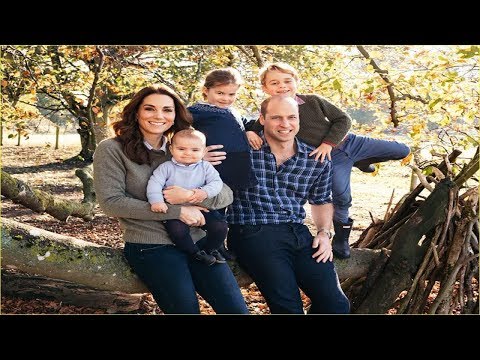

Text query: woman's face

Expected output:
[137,94,175,138]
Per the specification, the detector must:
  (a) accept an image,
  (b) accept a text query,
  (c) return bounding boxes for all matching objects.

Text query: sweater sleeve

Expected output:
[198,161,224,198]
[314,95,351,146]
[146,162,169,204]
[242,116,258,131]
[93,140,182,221]
[198,183,233,210]
[248,117,263,133]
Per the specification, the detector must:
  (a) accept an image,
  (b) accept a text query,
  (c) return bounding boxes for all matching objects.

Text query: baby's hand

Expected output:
[151,202,168,213]
[246,131,263,150]
[189,189,208,203]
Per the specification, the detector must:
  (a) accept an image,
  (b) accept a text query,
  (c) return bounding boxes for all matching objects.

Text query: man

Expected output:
[246,62,411,259]
[226,95,350,314]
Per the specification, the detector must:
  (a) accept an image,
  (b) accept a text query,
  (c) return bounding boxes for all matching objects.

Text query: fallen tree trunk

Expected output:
[1,168,95,221]
[1,269,145,313]
[1,217,381,293]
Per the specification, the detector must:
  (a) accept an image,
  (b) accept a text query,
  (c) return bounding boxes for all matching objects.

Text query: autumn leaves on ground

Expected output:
[1,142,412,315]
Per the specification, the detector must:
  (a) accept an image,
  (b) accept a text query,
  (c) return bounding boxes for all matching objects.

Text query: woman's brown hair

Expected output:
[112,84,192,164]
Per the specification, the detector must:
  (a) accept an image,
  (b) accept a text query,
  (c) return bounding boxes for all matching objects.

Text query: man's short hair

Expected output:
[260,95,298,117]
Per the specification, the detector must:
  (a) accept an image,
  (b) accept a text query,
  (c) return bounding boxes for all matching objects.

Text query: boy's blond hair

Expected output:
[258,62,299,85]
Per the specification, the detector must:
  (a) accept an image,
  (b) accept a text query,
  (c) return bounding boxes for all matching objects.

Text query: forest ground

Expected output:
[1,139,413,315]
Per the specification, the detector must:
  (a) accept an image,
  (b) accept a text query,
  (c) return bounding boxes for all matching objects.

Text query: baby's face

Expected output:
[170,137,206,165]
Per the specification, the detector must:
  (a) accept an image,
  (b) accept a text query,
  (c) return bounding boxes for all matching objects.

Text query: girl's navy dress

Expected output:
[188,103,258,190]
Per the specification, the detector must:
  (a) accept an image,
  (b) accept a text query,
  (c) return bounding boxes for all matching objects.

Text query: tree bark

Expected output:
[1,270,145,313]
[355,178,457,314]
[1,170,95,221]
[1,218,381,293]
[77,119,96,162]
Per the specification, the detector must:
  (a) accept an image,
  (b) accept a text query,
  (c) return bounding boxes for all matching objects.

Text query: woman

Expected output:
[93,84,248,314]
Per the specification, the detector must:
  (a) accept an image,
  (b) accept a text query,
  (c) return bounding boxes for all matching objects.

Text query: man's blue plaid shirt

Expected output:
[226,133,333,225]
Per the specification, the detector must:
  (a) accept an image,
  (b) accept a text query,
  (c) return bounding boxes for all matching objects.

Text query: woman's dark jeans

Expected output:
[228,223,350,314]
[124,237,249,314]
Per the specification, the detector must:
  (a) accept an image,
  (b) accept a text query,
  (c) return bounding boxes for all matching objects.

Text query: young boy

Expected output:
[246,62,410,259]
[147,129,228,265]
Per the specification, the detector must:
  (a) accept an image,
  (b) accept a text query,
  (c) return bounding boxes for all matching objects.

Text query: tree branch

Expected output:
[356,45,399,126]
[1,170,95,221]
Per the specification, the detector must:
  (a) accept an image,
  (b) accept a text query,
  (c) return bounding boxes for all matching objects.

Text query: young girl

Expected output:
[188,68,257,192]
[247,62,410,259]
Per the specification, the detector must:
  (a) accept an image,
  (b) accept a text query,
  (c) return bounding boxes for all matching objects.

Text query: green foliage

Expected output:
[2,45,478,155]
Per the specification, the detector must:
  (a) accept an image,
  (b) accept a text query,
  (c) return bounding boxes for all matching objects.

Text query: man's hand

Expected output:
[151,202,168,213]
[204,144,227,165]
[246,131,263,150]
[309,143,332,162]
[179,206,209,226]
[311,232,333,263]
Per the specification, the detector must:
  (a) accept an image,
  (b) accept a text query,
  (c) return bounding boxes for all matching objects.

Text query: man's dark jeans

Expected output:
[124,237,248,314]
[228,223,350,314]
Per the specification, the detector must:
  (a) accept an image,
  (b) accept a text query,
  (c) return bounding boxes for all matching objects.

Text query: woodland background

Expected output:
[1,45,478,314]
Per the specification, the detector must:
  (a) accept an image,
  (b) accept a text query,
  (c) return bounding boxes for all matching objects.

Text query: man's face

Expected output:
[260,97,299,144]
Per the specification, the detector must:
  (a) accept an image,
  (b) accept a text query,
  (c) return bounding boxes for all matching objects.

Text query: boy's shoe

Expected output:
[353,160,375,173]
[193,250,217,266]
[209,249,227,264]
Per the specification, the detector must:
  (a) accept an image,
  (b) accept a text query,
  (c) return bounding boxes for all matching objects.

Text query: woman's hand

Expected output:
[309,143,332,162]
[204,144,227,165]
[163,186,194,204]
[246,131,263,150]
[179,206,208,226]
[190,189,208,203]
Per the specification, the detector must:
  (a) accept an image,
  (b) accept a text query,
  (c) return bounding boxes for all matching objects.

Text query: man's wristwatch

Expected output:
[317,228,333,240]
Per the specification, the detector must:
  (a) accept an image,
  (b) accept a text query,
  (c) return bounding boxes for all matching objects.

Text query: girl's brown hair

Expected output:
[202,68,243,99]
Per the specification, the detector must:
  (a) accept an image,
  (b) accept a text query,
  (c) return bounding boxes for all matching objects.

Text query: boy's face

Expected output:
[202,83,240,108]
[262,70,298,99]
[169,136,206,165]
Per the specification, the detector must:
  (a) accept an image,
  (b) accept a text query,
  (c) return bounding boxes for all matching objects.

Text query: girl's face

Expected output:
[137,94,175,138]
[202,83,240,108]
[262,70,298,99]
